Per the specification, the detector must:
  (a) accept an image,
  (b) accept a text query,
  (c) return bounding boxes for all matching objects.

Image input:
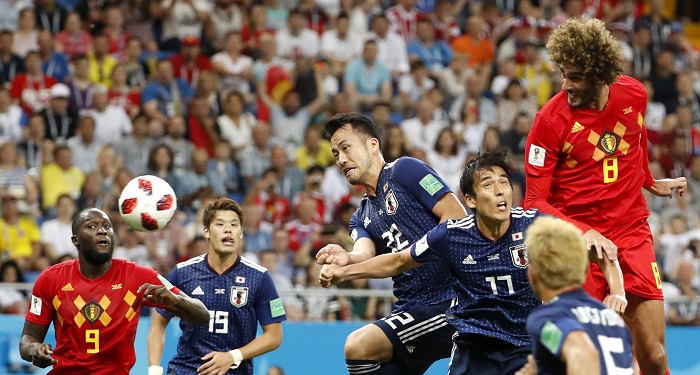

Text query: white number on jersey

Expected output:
[597,335,633,375]
[381,223,409,253]
[208,310,229,334]
[485,275,515,295]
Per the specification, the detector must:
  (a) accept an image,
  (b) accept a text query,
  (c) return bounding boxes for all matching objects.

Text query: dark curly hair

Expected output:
[546,18,624,85]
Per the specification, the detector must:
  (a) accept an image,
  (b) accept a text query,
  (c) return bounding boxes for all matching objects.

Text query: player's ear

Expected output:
[465,194,476,210]
[71,235,78,247]
[368,137,379,153]
[203,227,209,240]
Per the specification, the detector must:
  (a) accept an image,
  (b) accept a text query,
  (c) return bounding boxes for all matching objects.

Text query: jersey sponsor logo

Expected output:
[540,321,563,354]
[623,106,633,114]
[363,216,371,227]
[599,132,619,154]
[270,298,286,318]
[462,255,476,265]
[235,276,246,284]
[512,232,523,241]
[61,283,74,291]
[30,295,42,315]
[528,145,546,167]
[111,284,122,290]
[230,287,249,307]
[192,286,204,295]
[414,235,429,256]
[510,244,529,268]
[385,189,399,215]
[82,302,104,323]
[487,254,500,261]
[419,174,444,196]
[571,121,585,133]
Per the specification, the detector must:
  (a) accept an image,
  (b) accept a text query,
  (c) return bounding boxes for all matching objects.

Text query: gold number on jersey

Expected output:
[651,262,662,289]
[603,157,618,183]
[86,329,99,353]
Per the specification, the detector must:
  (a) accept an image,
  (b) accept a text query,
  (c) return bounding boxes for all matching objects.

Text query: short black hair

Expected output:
[459,147,514,197]
[307,165,325,175]
[203,197,244,228]
[324,112,382,147]
[71,208,103,235]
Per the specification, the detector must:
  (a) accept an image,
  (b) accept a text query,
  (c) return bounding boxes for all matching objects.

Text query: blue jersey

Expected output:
[527,289,633,375]
[349,157,457,312]
[158,255,287,375]
[409,207,543,346]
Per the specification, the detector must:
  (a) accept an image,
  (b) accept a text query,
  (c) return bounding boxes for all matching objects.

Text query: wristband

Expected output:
[228,349,243,369]
[148,366,163,375]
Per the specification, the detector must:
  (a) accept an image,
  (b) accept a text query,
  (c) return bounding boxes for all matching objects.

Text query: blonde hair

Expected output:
[525,217,587,289]
[546,18,624,85]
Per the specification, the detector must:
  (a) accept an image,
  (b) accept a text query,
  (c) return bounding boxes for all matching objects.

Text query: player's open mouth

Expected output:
[497,202,507,211]
[222,236,235,246]
[344,167,356,176]
[97,239,110,247]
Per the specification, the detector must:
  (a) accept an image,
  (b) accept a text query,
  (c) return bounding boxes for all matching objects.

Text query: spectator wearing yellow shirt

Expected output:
[87,33,118,87]
[295,124,335,171]
[0,195,43,271]
[40,144,85,213]
[514,39,553,108]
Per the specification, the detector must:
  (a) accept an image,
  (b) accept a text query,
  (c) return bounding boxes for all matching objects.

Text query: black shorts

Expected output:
[448,334,530,375]
[373,300,457,375]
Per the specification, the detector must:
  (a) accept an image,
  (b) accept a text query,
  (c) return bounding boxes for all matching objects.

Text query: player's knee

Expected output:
[344,329,391,361]
[638,342,668,375]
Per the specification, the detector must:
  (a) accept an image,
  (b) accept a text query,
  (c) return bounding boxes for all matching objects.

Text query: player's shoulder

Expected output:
[239,257,268,274]
[116,258,159,274]
[175,254,207,270]
[537,90,571,120]
[611,75,647,102]
[38,259,77,280]
[387,157,431,175]
[446,215,477,230]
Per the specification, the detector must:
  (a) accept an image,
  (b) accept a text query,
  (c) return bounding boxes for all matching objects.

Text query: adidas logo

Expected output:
[192,286,204,295]
[61,283,74,291]
[462,255,476,265]
[571,122,585,133]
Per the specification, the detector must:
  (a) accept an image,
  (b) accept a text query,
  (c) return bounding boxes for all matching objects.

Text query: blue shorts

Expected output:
[373,300,457,375]
[448,334,530,375]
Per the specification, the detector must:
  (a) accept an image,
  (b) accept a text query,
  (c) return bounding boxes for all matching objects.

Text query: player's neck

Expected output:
[476,216,510,241]
[541,285,580,303]
[589,84,610,111]
[208,250,238,274]
[79,258,112,280]
[364,159,386,197]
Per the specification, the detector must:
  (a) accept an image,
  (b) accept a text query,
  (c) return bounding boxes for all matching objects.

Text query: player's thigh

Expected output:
[616,227,664,301]
[345,323,394,361]
[448,340,529,375]
[622,295,667,350]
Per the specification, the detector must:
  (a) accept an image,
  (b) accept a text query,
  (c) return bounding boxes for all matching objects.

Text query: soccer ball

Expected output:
[118,175,177,232]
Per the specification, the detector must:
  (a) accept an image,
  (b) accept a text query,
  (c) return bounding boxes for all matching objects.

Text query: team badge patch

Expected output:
[30,295,42,315]
[528,145,546,167]
[82,302,103,323]
[385,190,398,215]
[231,286,249,307]
[599,132,618,154]
[510,244,529,268]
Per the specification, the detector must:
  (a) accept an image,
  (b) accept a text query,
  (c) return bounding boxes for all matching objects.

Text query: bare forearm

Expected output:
[343,252,416,280]
[238,327,282,359]
[147,315,168,366]
[162,295,209,324]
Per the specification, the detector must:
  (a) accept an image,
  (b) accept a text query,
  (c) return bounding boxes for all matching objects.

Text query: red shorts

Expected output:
[583,219,664,301]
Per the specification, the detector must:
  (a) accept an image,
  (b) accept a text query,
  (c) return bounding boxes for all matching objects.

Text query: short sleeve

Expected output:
[527,311,582,357]
[254,272,287,326]
[25,271,55,325]
[393,158,452,210]
[410,221,450,264]
[349,212,370,243]
[524,113,562,177]
[136,265,181,308]
[140,84,159,104]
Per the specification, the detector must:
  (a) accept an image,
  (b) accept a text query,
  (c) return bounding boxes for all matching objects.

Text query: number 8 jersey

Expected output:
[349,157,457,313]
[524,75,654,237]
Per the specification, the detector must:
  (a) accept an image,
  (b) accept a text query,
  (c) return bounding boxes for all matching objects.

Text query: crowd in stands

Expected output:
[0,0,698,326]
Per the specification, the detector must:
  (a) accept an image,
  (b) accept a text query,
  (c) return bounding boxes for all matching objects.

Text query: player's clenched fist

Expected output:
[316,244,350,266]
[29,343,57,368]
[319,264,347,287]
[603,293,627,316]
[138,283,180,306]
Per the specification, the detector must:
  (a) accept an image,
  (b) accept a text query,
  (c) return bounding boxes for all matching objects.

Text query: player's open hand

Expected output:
[31,343,57,368]
[316,244,350,266]
[583,229,617,261]
[514,355,537,375]
[603,293,627,315]
[319,264,346,287]
[138,283,180,307]
[647,177,687,198]
[198,351,240,375]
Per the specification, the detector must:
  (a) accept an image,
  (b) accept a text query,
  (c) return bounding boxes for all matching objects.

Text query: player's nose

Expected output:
[561,78,573,91]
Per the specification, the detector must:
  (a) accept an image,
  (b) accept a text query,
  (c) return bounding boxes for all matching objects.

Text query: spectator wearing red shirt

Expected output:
[299,0,330,36]
[55,12,93,59]
[249,168,291,227]
[430,0,459,42]
[186,96,220,157]
[285,196,321,252]
[10,51,57,115]
[241,4,276,58]
[102,6,130,57]
[385,0,421,42]
[292,166,327,225]
[108,65,141,117]
[170,35,212,90]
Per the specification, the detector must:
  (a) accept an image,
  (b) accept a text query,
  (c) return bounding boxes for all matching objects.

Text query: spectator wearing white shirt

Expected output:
[0,87,24,144]
[86,85,132,145]
[216,91,256,157]
[276,9,320,59]
[156,0,211,51]
[321,12,361,76]
[40,194,78,260]
[365,14,409,79]
[67,115,104,173]
[397,60,434,114]
[211,31,254,95]
[163,116,195,174]
[400,96,447,152]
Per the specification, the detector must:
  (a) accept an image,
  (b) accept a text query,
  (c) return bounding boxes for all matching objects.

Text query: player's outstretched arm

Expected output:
[319,250,420,287]
[19,321,57,368]
[560,331,601,375]
[432,192,468,223]
[589,251,627,315]
[197,322,283,375]
[138,284,210,324]
[147,311,173,375]
[645,177,687,198]
[316,237,377,266]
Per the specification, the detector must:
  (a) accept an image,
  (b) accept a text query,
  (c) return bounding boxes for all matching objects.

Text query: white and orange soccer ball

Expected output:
[118,175,177,232]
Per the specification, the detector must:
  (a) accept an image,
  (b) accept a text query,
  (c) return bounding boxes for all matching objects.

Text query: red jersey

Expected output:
[25,259,179,375]
[108,88,141,116]
[170,54,212,89]
[10,74,57,115]
[524,76,655,237]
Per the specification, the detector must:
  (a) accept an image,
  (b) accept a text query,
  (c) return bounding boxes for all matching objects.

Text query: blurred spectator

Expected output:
[141,59,195,123]
[259,249,294,290]
[649,45,679,113]
[75,171,107,213]
[665,260,700,326]
[248,168,291,227]
[344,40,391,112]
[286,196,321,252]
[171,35,212,90]
[75,0,116,30]
[122,37,150,89]
[661,184,700,231]
[0,194,42,271]
[114,114,153,177]
[321,13,361,77]
[0,142,39,211]
[242,200,274,253]
[481,126,501,149]
[87,33,117,87]
[426,127,466,193]
[407,18,452,73]
[40,144,84,212]
[300,261,341,320]
[113,224,153,267]
[144,214,189,274]
[496,17,534,64]
[208,0,244,43]
[643,79,666,132]
[178,235,208,262]
[67,53,96,112]
[381,125,411,163]
[659,133,692,179]
[365,14,409,79]
[186,95,218,156]
[299,0,330,36]
[400,96,447,152]
[67,115,104,173]
[13,8,39,58]
[176,148,227,214]
[630,19,653,80]
[270,145,305,203]
[207,141,244,200]
[40,194,78,260]
[667,22,698,72]
[497,79,537,132]
[661,214,700,281]
[369,101,395,132]
[0,30,25,85]
[515,39,553,108]
[146,143,180,193]
[194,71,223,118]
[163,115,195,173]
[11,51,58,115]
[121,0,156,45]
[216,91,256,157]
[155,0,211,52]
[500,112,532,159]
[689,157,700,204]
[252,32,293,85]
[87,85,132,145]
[675,71,700,125]
[239,121,279,184]
[451,15,494,72]
[385,0,419,43]
[270,227,294,280]
[437,52,471,100]
[0,260,28,314]
[241,4,275,58]
[37,31,69,83]
[449,74,499,127]
[430,0,458,42]
[101,6,128,56]
[102,166,133,224]
[0,87,24,144]
[108,65,141,117]
[398,60,434,114]
[295,124,334,171]
[263,0,289,31]
[55,11,92,58]
[0,1,32,32]
[17,114,49,175]
[638,0,671,55]
[276,9,320,60]
[292,165,327,224]
[39,83,78,143]
[35,0,67,35]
